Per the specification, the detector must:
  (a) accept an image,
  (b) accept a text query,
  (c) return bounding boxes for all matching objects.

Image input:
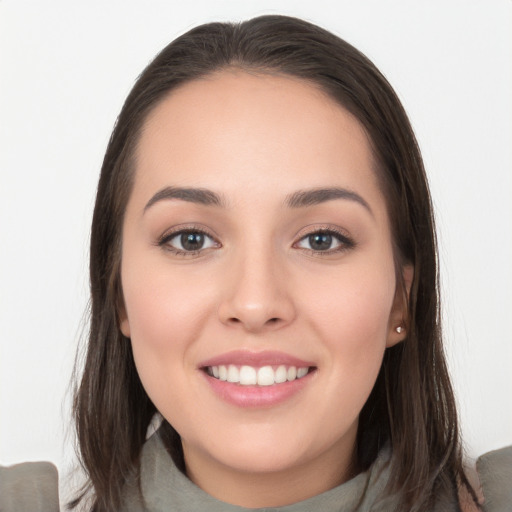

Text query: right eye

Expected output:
[159,229,219,255]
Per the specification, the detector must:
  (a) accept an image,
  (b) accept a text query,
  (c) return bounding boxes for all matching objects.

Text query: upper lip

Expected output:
[198,350,315,369]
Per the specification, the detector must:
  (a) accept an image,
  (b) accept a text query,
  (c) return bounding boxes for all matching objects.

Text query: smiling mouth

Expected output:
[203,364,315,386]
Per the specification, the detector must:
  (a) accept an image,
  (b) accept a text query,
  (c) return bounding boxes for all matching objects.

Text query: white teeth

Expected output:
[257,366,275,386]
[297,367,308,378]
[227,365,239,383]
[207,364,311,386]
[239,365,257,385]
[275,365,287,384]
[287,366,297,381]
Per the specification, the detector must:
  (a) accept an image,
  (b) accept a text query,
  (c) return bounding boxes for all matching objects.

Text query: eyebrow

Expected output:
[144,185,372,215]
[285,187,373,215]
[144,186,226,212]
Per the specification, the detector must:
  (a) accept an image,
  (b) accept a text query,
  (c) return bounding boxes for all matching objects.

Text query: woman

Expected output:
[70,14,483,511]
[3,14,509,512]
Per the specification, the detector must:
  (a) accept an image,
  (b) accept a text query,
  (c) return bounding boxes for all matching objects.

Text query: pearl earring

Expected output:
[395,325,403,334]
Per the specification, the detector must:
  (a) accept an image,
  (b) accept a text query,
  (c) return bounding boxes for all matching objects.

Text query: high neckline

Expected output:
[122,430,401,512]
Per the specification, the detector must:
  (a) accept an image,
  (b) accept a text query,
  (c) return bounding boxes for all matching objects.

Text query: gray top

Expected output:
[122,432,404,512]
[1,433,511,511]
[0,461,59,512]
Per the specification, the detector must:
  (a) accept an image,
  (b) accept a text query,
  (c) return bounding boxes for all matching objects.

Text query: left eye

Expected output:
[296,231,348,252]
[163,231,218,252]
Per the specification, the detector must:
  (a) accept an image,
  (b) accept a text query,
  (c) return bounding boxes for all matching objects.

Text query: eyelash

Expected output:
[158,226,219,257]
[157,226,355,257]
[293,227,356,255]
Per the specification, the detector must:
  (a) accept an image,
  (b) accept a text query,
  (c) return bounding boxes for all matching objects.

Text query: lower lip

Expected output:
[202,370,315,408]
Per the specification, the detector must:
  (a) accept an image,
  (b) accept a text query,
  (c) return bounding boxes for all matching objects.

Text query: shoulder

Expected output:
[0,461,59,512]
[476,445,512,512]
[460,445,512,512]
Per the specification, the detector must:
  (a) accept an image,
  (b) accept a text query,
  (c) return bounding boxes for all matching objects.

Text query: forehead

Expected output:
[133,70,384,215]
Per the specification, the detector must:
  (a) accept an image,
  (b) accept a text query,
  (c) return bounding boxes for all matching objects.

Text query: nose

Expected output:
[217,249,296,333]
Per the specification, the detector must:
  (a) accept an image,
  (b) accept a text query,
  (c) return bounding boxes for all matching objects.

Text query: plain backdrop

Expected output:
[1,0,511,498]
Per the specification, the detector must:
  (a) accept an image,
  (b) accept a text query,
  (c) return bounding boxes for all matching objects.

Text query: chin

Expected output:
[184,425,325,475]
[212,446,310,475]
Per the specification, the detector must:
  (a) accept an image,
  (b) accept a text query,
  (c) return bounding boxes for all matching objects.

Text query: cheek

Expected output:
[304,264,394,347]
[123,254,215,337]
[299,265,394,405]
[120,258,215,395]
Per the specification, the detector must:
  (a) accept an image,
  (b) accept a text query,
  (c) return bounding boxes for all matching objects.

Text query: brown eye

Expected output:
[160,230,218,254]
[180,232,206,251]
[295,229,354,253]
[308,233,333,251]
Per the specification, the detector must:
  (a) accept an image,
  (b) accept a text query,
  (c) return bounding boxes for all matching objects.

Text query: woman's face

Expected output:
[120,71,409,504]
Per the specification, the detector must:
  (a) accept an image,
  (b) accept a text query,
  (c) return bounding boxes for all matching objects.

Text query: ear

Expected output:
[118,301,131,338]
[386,264,414,348]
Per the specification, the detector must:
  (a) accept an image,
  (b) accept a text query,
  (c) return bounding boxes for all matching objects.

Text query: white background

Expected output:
[1,0,511,497]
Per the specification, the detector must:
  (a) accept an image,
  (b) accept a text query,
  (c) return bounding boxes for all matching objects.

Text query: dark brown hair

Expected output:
[72,15,476,511]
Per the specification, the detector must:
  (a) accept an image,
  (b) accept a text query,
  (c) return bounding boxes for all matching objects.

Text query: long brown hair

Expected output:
[71,15,476,511]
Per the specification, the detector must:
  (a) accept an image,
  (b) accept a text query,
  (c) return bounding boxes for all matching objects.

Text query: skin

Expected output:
[119,70,412,507]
